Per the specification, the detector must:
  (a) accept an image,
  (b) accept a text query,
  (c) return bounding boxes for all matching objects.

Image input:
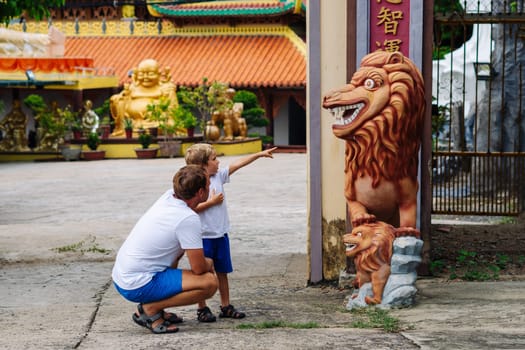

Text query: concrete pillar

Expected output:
[307,0,348,283]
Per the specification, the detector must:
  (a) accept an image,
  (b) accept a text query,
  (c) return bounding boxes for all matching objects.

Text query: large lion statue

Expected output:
[344,221,420,305]
[322,50,425,232]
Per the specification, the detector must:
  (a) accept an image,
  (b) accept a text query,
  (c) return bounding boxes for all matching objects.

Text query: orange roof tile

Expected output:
[65,34,306,89]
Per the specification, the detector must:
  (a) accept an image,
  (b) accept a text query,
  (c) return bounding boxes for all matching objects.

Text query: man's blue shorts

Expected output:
[203,234,233,273]
[113,268,183,304]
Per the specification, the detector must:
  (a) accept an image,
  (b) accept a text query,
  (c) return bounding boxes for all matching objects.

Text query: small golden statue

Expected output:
[210,88,247,141]
[0,100,30,151]
[110,58,178,136]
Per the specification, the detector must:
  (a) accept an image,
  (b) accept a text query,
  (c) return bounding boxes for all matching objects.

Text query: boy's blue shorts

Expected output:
[113,268,183,304]
[203,234,233,273]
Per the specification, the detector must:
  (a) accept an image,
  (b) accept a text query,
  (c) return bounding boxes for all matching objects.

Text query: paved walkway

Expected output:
[1,155,524,349]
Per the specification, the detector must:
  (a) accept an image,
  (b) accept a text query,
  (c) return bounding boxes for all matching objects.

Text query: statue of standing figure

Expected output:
[110,59,178,136]
[81,100,99,135]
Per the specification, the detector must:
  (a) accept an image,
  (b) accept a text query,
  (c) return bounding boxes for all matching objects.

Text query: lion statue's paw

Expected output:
[395,227,421,239]
[364,296,381,305]
[351,214,376,227]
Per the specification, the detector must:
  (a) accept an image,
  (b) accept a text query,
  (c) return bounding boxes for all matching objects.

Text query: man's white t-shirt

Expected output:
[112,189,203,290]
[199,167,230,239]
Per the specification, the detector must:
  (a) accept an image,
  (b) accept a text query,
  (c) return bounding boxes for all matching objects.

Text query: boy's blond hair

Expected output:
[185,143,215,166]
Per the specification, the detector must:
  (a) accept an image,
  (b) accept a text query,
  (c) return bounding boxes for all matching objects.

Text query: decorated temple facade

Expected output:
[0,0,307,152]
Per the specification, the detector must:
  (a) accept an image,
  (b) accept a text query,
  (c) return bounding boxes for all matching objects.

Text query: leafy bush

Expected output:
[233,90,268,128]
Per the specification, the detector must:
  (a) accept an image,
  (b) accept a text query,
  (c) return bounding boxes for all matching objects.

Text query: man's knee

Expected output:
[203,272,218,297]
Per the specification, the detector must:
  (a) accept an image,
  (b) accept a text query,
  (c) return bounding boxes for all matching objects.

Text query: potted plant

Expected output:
[99,116,111,139]
[179,107,198,137]
[124,117,133,139]
[135,132,158,159]
[147,99,182,158]
[71,120,83,140]
[60,109,82,161]
[83,132,105,160]
[177,79,229,141]
[94,99,112,135]
[145,97,170,139]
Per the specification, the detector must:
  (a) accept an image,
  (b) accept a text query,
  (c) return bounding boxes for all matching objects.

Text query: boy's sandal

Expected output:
[132,303,179,334]
[219,304,246,319]
[133,304,183,327]
[197,306,217,322]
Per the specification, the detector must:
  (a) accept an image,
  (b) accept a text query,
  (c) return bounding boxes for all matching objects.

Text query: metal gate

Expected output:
[432,0,525,216]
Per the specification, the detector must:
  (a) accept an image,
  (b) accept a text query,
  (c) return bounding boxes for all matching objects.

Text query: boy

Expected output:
[185,143,277,321]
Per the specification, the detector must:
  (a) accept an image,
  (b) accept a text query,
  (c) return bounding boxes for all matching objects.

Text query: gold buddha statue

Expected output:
[110,58,178,136]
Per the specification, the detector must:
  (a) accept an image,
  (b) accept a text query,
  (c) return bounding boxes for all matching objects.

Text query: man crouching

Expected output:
[112,165,217,334]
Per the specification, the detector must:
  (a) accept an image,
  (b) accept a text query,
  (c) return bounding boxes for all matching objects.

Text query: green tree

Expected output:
[177,78,231,139]
[433,0,473,59]
[0,0,65,25]
[233,90,268,128]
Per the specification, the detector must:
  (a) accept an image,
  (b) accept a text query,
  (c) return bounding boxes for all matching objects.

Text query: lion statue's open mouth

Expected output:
[328,102,365,127]
[344,242,357,253]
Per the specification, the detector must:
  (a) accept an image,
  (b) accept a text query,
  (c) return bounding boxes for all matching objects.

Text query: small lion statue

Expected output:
[344,221,420,305]
[210,88,247,141]
[322,50,425,232]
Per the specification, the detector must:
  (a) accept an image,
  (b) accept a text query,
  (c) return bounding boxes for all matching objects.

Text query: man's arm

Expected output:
[185,248,214,275]
[228,147,277,175]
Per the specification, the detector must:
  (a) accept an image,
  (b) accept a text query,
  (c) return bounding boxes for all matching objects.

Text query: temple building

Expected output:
[0,0,307,150]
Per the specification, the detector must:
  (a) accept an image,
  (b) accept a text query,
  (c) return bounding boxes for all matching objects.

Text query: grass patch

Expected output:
[448,249,500,281]
[349,307,401,333]
[51,235,111,255]
[237,321,319,330]
[498,217,516,224]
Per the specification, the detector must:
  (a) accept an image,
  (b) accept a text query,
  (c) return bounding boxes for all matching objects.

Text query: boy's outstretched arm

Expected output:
[229,146,277,175]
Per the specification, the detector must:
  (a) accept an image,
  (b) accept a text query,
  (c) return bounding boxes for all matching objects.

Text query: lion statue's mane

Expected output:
[352,225,394,274]
[344,51,425,193]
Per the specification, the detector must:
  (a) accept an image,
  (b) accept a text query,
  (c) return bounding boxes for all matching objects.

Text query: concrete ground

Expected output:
[0,154,524,349]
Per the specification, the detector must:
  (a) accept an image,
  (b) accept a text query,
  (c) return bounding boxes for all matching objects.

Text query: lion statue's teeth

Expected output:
[329,106,345,123]
[345,243,356,251]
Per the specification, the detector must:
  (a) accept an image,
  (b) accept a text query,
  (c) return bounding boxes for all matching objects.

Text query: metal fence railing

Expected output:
[432,1,525,216]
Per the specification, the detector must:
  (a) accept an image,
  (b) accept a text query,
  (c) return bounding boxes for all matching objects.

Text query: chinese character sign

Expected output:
[370,0,410,55]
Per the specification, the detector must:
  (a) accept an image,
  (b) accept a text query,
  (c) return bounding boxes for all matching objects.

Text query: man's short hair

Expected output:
[173,164,207,200]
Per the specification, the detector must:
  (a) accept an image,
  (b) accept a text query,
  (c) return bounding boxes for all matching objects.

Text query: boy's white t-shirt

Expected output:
[199,167,230,239]
[112,189,203,290]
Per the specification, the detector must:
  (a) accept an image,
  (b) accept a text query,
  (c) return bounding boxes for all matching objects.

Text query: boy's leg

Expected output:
[217,272,230,307]
[195,237,217,322]
[217,274,245,319]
